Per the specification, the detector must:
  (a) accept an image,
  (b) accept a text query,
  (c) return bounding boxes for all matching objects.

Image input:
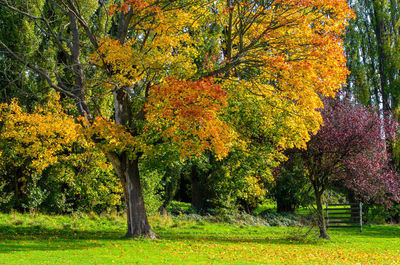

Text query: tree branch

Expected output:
[0,40,76,98]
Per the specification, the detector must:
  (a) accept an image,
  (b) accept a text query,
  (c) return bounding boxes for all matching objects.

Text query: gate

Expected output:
[325,202,363,232]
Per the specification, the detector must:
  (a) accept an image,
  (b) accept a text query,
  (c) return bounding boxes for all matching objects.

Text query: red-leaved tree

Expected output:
[302,97,400,239]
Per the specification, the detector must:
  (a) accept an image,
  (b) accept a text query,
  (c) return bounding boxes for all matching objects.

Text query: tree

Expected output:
[300,97,400,239]
[0,93,123,213]
[0,0,353,238]
[345,0,400,111]
[272,152,313,213]
[0,93,80,179]
[0,1,48,106]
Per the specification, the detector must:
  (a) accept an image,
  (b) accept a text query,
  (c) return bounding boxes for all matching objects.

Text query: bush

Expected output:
[166,205,303,227]
[259,211,301,227]
[167,201,195,215]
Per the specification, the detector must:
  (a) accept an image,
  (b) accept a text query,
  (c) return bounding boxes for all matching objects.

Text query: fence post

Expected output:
[326,202,329,229]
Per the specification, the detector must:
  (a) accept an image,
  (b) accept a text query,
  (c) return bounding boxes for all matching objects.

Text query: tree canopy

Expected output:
[297,97,400,238]
[0,0,353,238]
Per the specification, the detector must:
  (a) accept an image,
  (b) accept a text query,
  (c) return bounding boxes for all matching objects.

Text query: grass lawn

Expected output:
[0,213,399,264]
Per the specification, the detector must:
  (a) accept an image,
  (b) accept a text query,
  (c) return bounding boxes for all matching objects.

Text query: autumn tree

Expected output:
[0,94,123,213]
[0,0,353,238]
[0,94,80,181]
[298,98,400,239]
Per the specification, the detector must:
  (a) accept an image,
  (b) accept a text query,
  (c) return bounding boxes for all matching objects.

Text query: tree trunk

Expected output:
[108,153,156,239]
[110,78,157,238]
[191,164,203,210]
[314,189,330,239]
[373,0,390,111]
[14,168,19,209]
[125,156,156,238]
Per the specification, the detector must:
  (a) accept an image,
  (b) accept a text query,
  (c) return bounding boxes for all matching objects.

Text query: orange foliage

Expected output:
[145,78,235,159]
[109,0,160,16]
[217,0,354,149]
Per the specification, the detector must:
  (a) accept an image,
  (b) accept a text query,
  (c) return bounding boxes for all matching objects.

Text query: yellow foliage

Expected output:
[88,0,354,163]
[84,117,142,156]
[90,3,200,88]
[0,94,80,174]
[216,0,354,150]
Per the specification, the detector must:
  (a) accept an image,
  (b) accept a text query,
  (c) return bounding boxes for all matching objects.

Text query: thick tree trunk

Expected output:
[314,189,330,239]
[110,78,157,238]
[125,157,156,238]
[107,152,132,236]
[108,153,156,239]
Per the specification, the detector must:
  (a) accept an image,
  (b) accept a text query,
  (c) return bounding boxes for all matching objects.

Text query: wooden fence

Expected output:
[325,203,362,232]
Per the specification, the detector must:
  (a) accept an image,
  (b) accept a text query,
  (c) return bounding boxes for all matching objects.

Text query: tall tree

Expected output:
[0,0,353,238]
[345,0,400,110]
[300,98,399,239]
[0,0,49,106]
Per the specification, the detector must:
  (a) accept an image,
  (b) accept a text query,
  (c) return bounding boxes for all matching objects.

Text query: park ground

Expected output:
[0,212,399,264]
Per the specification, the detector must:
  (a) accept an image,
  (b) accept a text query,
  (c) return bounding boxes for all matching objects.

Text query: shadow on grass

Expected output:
[159,224,400,245]
[0,225,125,253]
[1,223,399,254]
[0,223,322,254]
[157,230,323,246]
[0,240,104,253]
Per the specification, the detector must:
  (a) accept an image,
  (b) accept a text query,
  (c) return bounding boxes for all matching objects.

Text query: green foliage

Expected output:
[0,155,124,214]
[140,165,164,214]
[253,199,277,215]
[0,97,125,214]
[51,152,123,214]
[165,200,301,227]
[345,0,400,111]
[166,201,194,215]
[173,150,271,213]
[271,154,314,213]
[324,189,348,205]
[0,180,13,211]
[21,174,49,212]
[0,1,51,106]
[258,212,301,227]
[364,204,400,224]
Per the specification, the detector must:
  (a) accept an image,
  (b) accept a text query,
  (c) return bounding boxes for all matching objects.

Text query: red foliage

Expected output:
[307,98,400,207]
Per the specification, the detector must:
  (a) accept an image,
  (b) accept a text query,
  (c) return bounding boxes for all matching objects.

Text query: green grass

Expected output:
[0,212,399,264]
